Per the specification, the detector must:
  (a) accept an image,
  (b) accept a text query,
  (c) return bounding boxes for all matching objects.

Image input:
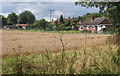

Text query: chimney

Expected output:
[68,17,70,19]
[52,19,54,22]
[91,17,95,21]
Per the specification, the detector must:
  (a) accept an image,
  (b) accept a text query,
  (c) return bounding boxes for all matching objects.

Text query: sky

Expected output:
[1,2,100,21]
[1,0,119,2]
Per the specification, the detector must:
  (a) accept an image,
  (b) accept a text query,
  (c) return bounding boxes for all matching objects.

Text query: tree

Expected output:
[104,5,120,26]
[77,16,83,21]
[82,13,101,19]
[60,15,64,24]
[7,12,18,25]
[33,19,49,30]
[18,10,35,24]
[0,15,7,27]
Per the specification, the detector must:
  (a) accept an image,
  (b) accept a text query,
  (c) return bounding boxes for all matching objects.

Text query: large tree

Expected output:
[18,10,35,24]
[82,13,102,19]
[0,15,7,27]
[7,12,18,25]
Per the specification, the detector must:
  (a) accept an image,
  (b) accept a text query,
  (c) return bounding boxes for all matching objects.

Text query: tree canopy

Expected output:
[7,12,18,25]
[17,10,35,24]
[33,19,49,30]
[82,13,102,19]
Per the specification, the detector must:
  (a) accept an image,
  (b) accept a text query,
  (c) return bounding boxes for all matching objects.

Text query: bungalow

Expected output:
[16,24,29,29]
[78,17,112,33]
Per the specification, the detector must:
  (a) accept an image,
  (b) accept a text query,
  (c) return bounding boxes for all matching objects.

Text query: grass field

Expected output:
[2,30,112,57]
[1,30,120,74]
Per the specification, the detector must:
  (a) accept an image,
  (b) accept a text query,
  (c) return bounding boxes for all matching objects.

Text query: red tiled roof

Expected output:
[16,24,29,26]
[51,19,60,25]
[51,18,74,25]
[79,17,109,25]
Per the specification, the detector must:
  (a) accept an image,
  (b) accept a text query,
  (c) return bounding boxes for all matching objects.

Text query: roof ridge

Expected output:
[80,17,108,25]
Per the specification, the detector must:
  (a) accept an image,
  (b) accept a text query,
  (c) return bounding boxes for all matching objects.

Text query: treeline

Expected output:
[0,11,35,27]
[0,10,102,31]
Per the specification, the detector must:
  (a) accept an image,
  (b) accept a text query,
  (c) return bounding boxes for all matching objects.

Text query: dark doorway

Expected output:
[95,26,97,31]
[103,28,106,32]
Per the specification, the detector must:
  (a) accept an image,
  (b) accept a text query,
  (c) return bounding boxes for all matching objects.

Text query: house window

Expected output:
[88,26,91,29]
[92,26,94,29]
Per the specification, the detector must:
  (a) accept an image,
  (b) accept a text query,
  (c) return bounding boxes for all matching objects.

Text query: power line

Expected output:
[48,9,54,22]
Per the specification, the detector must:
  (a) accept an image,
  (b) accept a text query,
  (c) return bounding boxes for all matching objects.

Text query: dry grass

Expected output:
[2,30,119,74]
[2,45,119,74]
[2,30,112,57]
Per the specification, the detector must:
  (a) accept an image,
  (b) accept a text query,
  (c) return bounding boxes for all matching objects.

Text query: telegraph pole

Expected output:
[48,9,54,22]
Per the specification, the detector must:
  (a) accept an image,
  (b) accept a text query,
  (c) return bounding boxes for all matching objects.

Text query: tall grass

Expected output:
[2,45,119,74]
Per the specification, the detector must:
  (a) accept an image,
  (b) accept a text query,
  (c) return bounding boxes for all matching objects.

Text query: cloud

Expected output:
[43,16,57,21]
[37,3,47,6]
[2,0,78,2]
[2,0,119,2]
[1,2,99,21]
[54,10,63,17]
[1,13,9,17]
[16,8,36,14]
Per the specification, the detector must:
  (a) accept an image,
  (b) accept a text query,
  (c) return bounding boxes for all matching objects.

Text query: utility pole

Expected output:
[48,9,54,22]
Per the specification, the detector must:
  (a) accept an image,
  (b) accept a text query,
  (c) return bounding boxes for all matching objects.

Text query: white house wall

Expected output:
[97,25,102,31]
[79,24,110,32]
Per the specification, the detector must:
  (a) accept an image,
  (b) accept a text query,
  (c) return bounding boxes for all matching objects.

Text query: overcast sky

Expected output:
[1,2,100,21]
